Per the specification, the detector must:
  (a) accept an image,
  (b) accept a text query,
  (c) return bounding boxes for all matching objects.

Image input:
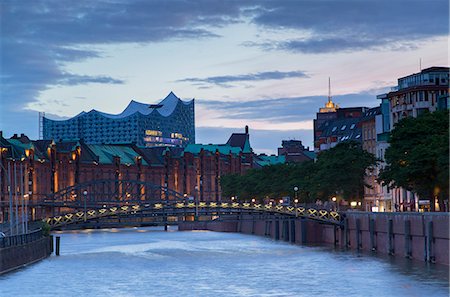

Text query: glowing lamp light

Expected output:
[294,199,299,204]
[279,199,283,204]
[251,198,256,203]
[350,201,358,207]
[332,197,337,202]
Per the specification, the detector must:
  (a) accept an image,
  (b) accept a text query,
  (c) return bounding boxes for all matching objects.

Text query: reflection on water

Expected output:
[1,227,448,297]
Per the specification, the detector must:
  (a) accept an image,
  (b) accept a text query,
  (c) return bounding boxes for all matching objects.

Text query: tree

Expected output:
[379,110,449,211]
[312,141,377,201]
[221,141,377,204]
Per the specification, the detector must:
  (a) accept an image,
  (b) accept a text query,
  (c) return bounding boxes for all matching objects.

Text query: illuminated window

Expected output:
[145,130,162,136]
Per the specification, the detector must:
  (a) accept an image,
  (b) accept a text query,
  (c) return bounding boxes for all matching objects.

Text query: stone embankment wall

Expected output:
[179,212,449,266]
[0,236,53,274]
[335,212,449,265]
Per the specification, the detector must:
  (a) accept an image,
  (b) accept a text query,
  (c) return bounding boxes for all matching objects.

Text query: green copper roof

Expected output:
[256,155,286,166]
[184,144,242,155]
[242,137,252,153]
[6,139,34,160]
[87,144,148,165]
[303,151,316,160]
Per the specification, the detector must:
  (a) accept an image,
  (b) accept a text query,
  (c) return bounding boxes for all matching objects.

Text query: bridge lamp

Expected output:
[279,199,283,204]
[83,190,88,222]
[251,198,256,203]
[332,196,337,202]
[294,198,299,217]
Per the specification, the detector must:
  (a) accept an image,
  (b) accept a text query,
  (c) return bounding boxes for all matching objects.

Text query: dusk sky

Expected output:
[1,0,448,154]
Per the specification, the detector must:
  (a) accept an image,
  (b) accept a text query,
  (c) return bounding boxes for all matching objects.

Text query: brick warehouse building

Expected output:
[0,128,253,222]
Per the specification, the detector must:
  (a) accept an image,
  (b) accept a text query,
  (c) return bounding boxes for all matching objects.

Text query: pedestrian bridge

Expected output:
[44,201,342,229]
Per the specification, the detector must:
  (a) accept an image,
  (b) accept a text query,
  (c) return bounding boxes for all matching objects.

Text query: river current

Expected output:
[1,227,449,297]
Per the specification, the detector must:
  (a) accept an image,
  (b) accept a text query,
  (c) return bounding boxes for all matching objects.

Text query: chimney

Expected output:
[245,125,249,135]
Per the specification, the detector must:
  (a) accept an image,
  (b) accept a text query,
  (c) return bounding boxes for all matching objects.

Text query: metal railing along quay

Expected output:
[0,229,44,249]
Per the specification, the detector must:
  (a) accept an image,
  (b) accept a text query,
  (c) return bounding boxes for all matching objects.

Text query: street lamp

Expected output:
[331,196,337,211]
[293,186,299,206]
[194,186,199,218]
[83,190,88,222]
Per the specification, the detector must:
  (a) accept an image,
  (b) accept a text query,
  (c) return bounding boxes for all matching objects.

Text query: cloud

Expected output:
[1,0,446,139]
[0,0,245,114]
[177,70,309,87]
[247,0,448,54]
[243,37,419,54]
[58,74,125,85]
[197,92,378,122]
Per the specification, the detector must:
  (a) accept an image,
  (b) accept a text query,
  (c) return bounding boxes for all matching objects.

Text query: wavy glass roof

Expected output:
[68,92,193,120]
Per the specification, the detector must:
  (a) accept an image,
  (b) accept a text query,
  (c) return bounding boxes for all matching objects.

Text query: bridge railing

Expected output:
[0,229,44,249]
[45,201,342,228]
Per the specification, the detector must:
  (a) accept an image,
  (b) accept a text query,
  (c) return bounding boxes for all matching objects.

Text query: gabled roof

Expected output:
[226,133,252,153]
[319,117,362,141]
[86,144,148,165]
[136,147,167,165]
[55,141,81,153]
[360,106,381,122]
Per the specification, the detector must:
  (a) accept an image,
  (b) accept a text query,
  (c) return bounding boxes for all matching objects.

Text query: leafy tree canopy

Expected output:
[379,110,449,211]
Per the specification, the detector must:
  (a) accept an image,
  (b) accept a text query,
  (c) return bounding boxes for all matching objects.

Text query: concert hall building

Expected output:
[42,92,195,147]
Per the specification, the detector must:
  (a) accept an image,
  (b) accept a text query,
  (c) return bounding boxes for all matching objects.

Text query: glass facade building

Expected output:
[43,92,195,147]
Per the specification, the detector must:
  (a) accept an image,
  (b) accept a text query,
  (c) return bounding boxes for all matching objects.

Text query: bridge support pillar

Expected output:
[251,218,255,235]
[404,220,411,259]
[275,220,280,240]
[426,221,434,263]
[333,225,337,247]
[387,219,394,255]
[290,219,296,243]
[343,217,349,249]
[369,218,376,251]
[356,218,361,251]
[282,220,289,242]
[300,218,307,244]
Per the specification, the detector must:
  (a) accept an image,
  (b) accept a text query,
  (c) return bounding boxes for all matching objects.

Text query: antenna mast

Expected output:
[328,77,332,101]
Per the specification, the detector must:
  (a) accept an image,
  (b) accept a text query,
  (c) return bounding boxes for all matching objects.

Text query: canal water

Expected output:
[1,227,449,297]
